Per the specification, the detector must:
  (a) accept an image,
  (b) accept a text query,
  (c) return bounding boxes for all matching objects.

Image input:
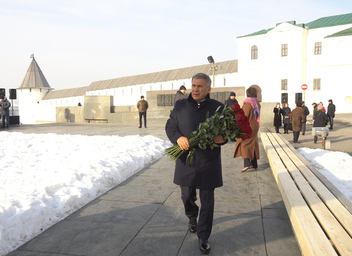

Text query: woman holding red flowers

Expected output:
[233,86,260,172]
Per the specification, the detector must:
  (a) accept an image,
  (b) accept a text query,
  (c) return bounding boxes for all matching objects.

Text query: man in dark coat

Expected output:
[313,104,329,143]
[327,99,336,130]
[0,96,11,129]
[174,85,187,105]
[301,101,310,135]
[224,92,238,107]
[165,73,225,254]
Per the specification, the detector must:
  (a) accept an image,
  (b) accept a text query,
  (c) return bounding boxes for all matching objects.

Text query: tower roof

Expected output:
[18,57,51,89]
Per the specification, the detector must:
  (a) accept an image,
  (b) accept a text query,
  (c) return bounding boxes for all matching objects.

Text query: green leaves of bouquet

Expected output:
[165,104,252,165]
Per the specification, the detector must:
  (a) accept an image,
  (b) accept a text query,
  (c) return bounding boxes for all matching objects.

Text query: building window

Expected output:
[313,78,321,90]
[281,79,288,90]
[314,42,322,55]
[251,45,258,59]
[281,44,288,57]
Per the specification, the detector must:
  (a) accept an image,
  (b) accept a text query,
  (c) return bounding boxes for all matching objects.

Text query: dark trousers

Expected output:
[293,131,300,142]
[2,115,9,128]
[244,157,258,168]
[329,116,334,129]
[283,123,289,133]
[181,186,215,240]
[275,126,280,133]
[139,112,146,127]
[302,122,306,135]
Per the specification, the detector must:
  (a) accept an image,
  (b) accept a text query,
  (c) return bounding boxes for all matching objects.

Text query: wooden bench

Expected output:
[260,132,352,256]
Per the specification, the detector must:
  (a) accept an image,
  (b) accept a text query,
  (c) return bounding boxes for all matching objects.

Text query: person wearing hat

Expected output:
[174,85,187,105]
[0,96,11,129]
[312,102,318,120]
[137,95,148,128]
[301,101,310,135]
[224,92,238,107]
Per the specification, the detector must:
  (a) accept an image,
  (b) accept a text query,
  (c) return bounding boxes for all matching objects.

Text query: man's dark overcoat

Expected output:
[313,110,328,127]
[165,93,224,190]
[174,90,187,104]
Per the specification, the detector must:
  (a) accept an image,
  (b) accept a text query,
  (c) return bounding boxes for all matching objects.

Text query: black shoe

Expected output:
[199,239,211,254]
[188,218,197,233]
[138,126,142,128]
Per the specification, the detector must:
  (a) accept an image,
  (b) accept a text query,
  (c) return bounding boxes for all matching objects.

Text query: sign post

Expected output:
[301,84,308,103]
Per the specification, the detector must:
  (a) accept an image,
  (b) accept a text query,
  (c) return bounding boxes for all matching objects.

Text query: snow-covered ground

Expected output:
[0,132,351,255]
[0,132,172,255]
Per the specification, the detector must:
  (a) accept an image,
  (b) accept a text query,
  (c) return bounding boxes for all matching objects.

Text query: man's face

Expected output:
[191,78,211,103]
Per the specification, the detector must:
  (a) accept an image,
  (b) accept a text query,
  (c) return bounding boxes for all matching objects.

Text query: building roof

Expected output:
[18,57,51,89]
[237,13,352,38]
[305,13,352,29]
[325,27,352,38]
[42,86,89,100]
[43,59,237,100]
[86,59,237,92]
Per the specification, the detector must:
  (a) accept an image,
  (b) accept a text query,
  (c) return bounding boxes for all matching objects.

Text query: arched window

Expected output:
[251,45,258,59]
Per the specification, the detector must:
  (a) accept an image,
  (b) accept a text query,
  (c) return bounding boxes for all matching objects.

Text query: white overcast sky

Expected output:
[0,0,351,92]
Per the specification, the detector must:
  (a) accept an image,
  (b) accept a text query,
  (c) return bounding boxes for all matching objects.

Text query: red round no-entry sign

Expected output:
[301,84,308,90]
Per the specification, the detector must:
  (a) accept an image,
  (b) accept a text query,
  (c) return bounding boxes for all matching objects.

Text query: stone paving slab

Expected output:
[5,122,302,256]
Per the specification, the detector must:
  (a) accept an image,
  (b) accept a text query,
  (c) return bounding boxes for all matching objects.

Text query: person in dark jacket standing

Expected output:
[313,104,329,143]
[0,96,11,129]
[312,102,318,120]
[327,99,336,130]
[301,101,310,135]
[137,95,148,128]
[174,85,187,105]
[165,73,226,254]
[273,102,282,133]
[281,103,291,134]
[224,92,238,107]
[290,101,306,143]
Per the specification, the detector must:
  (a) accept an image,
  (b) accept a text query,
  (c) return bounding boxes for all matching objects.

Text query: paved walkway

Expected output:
[5,113,351,256]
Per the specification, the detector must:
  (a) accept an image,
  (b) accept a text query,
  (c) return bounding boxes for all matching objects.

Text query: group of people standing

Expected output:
[273,100,336,143]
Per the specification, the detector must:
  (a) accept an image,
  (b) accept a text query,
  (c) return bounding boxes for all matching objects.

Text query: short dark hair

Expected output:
[296,101,302,107]
[141,95,144,99]
[246,87,257,98]
[192,73,211,87]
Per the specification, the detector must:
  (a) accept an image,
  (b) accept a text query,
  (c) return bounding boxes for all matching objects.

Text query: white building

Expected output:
[236,13,352,113]
[17,13,352,124]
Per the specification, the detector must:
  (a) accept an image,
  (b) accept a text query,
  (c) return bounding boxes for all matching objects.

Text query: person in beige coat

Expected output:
[234,87,260,172]
[137,95,149,128]
[290,101,306,143]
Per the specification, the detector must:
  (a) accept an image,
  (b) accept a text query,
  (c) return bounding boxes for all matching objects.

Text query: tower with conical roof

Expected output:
[18,55,52,124]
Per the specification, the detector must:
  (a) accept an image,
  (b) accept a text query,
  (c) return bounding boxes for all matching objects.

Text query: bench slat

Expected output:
[273,133,352,238]
[269,133,352,255]
[261,133,337,256]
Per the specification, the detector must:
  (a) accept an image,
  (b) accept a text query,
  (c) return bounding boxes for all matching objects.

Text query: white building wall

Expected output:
[305,25,352,113]
[237,22,352,113]
[18,88,51,124]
